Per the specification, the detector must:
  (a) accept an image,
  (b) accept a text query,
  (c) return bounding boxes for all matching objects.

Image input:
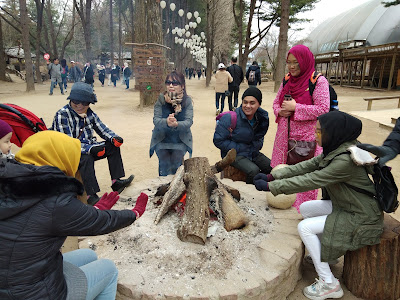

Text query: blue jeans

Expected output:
[63,249,118,300]
[124,76,129,89]
[156,149,185,176]
[50,79,63,94]
[215,92,226,112]
[62,76,68,90]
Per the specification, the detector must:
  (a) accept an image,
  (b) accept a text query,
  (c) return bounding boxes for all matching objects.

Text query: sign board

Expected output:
[43,53,50,61]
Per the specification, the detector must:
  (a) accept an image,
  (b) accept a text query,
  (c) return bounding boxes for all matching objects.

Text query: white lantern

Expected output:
[177,30,182,37]
[192,22,197,29]
[187,12,192,19]
[175,37,179,43]
[194,11,199,18]
[201,32,205,38]
[183,42,186,48]
[172,28,176,34]
[185,31,190,37]
[185,24,189,30]
[196,17,201,24]
[179,38,184,44]
[189,22,193,28]
[181,28,186,34]
[170,3,176,11]
[178,9,184,17]
[160,1,166,9]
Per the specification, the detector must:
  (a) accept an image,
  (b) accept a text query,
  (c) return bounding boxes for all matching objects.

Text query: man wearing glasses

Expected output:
[51,82,134,205]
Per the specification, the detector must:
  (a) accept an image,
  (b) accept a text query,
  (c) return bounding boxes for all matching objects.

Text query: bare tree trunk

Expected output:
[0,18,6,81]
[118,0,122,67]
[205,0,215,87]
[19,0,35,91]
[274,0,290,92]
[34,0,45,84]
[45,3,58,59]
[75,0,93,62]
[109,0,114,65]
[129,0,134,64]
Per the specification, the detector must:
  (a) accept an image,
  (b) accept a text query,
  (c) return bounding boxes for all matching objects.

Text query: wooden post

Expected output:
[388,52,397,91]
[177,157,212,245]
[343,214,400,300]
[378,56,387,89]
[361,56,367,88]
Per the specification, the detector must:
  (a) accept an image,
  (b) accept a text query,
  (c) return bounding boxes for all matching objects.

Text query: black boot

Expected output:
[111,175,134,194]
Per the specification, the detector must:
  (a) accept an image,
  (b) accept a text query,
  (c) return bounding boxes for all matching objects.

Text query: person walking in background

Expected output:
[60,59,69,92]
[197,68,202,79]
[51,82,134,205]
[115,64,121,82]
[105,63,112,86]
[254,111,383,300]
[150,71,193,176]
[270,45,330,212]
[111,64,118,87]
[69,61,82,83]
[97,64,106,87]
[47,57,64,95]
[246,61,261,86]
[0,130,148,300]
[188,67,193,80]
[227,56,244,111]
[83,62,94,87]
[185,67,189,78]
[214,86,272,184]
[214,63,233,115]
[123,62,132,89]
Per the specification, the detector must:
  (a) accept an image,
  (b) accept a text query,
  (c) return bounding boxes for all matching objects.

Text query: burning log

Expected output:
[154,165,185,225]
[177,157,213,245]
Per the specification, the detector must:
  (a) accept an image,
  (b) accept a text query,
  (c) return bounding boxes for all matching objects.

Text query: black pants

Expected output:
[156,149,185,176]
[79,141,125,195]
[231,153,272,184]
[227,86,240,111]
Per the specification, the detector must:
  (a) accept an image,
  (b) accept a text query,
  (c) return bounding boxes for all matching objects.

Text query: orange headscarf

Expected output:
[15,131,81,177]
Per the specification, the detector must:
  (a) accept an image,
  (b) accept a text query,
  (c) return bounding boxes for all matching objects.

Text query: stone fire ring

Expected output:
[79,177,304,300]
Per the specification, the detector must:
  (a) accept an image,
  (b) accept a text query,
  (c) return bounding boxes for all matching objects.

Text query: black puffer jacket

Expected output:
[0,159,136,300]
[383,117,400,154]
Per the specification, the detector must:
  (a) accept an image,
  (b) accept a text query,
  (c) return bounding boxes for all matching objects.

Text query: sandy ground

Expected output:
[1,74,400,299]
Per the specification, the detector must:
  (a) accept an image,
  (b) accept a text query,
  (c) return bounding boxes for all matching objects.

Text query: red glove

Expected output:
[90,145,106,158]
[132,193,148,219]
[111,136,123,147]
[94,191,119,210]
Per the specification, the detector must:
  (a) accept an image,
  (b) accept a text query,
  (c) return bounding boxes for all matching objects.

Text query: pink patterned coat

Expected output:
[271,76,330,211]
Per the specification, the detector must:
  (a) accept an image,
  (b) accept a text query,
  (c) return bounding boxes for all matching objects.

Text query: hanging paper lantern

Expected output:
[175,37,179,43]
[185,24,189,30]
[194,11,199,18]
[181,28,186,34]
[192,22,197,29]
[187,12,192,19]
[172,28,176,34]
[170,3,176,11]
[160,1,166,9]
[185,31,190,37]
[178,9,184,17]
[196,17,201,24]
[201,32,205,39]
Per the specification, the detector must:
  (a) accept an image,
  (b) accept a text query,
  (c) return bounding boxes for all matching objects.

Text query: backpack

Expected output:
[283,71,338,111]
[216,111,237,137]
[248,70,256,83]
[327,152,399,213]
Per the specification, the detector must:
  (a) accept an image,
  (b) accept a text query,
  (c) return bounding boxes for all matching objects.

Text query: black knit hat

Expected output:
[67,82,97,104]
[242,86,262,105]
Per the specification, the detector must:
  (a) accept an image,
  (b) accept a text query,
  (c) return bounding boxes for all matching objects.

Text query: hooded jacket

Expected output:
[245,65,261,85]
[0,159,136,299]
[213,106,269,159]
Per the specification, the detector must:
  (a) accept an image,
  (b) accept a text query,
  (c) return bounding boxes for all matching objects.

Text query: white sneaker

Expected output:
[303,278,344,300]
[304,254,339,266]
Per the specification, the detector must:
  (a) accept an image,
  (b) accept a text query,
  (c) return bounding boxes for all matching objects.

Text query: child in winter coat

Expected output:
[0,119,14,159]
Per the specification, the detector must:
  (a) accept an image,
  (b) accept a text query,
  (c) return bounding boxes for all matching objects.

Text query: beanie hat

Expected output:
[0,119,12,139]
[67,82,97,104]
[242,86,262,105]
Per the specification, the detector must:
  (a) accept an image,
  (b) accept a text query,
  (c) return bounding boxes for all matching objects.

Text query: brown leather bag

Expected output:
[286,119,316,165]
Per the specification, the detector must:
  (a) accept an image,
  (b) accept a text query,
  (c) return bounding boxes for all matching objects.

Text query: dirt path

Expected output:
[1,75,399,299]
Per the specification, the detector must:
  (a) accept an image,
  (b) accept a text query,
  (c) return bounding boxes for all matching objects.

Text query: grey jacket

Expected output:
[150,94,193,157]
[269,141,384,262]
[48,63,62,81]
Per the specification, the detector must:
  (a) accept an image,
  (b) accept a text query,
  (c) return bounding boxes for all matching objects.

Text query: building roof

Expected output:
[4,47,36,59]
[304,0,400,55]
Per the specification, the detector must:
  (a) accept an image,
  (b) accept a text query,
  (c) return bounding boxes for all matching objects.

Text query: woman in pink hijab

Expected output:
[270,45,330,211]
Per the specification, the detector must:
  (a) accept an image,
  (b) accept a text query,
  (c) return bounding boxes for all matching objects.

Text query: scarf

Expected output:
[318,111,362,156]
[164,91,184,114]
[279,45,315,106]
[15,131,81,177]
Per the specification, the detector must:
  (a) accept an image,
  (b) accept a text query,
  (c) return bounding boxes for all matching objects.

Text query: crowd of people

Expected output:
[46,59,132,95]
[0,44,399,300]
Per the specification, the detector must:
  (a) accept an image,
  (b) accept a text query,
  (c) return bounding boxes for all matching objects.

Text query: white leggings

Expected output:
[298,200,334,283]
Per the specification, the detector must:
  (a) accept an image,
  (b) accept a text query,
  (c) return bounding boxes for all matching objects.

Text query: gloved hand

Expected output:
[254,179,270,191]
[253,173,275,182]
[94,191,119,210]
[111,136,124,147]
[357,144,397,166]
[90,145,106,158]
[132,193,148,219]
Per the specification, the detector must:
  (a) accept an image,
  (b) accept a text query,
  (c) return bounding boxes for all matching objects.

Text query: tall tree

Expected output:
[33,0,45,83]
[109,0,114,65]
[118,0,122,66]
[0,18,6,81]
[19,0,34,91]
[75,0,93,62]
[274,0,290,92]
